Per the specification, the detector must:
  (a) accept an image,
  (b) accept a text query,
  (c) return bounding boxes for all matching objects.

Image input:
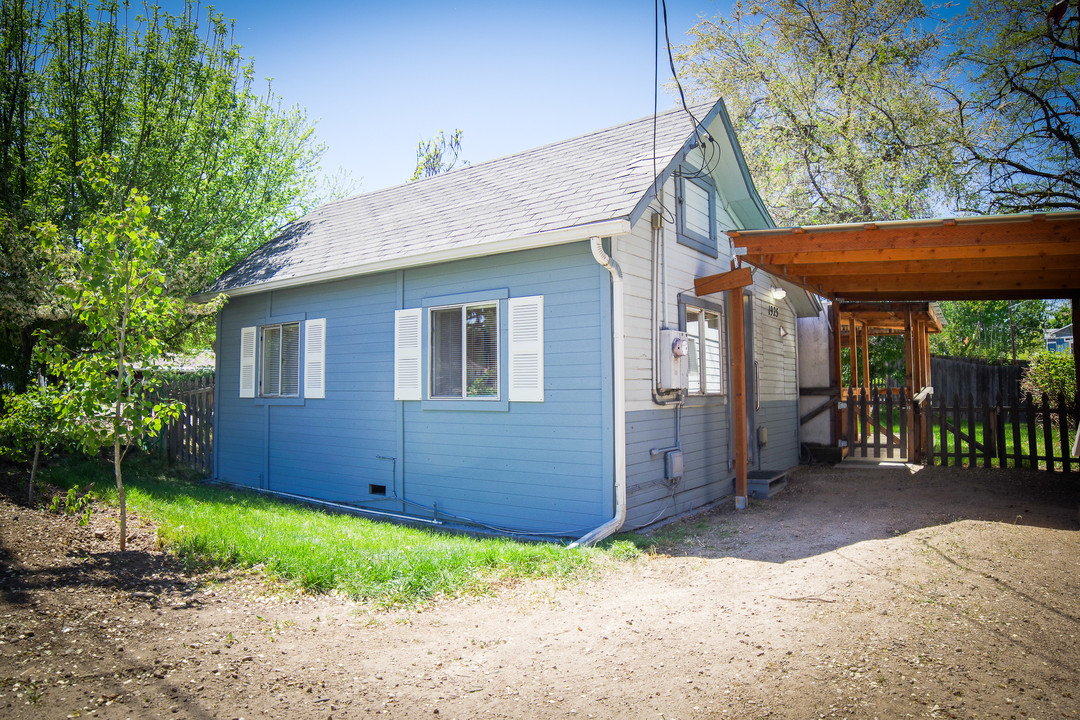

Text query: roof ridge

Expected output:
[325,102,712,206]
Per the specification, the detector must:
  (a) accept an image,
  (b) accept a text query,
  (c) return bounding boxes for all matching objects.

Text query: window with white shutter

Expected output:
[239,326,256,398]
[304,318,326,399]
[508,295,544,402]
[394,308,423,401]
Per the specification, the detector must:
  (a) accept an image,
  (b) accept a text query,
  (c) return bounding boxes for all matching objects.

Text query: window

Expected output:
[676,174,718,257]
[260,322,300,397]
[430,302,499,399]
[685,307,725,395]
[394,295,543,404]
[239,318,326,400]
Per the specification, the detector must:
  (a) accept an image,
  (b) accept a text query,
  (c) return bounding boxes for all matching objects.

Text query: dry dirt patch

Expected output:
[1,463,1078,719]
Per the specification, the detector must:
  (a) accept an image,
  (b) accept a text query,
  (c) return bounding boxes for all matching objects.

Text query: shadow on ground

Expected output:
[646,464,1080,563]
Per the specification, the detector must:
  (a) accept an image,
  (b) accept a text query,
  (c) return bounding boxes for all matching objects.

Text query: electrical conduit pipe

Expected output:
[569,236,627,547]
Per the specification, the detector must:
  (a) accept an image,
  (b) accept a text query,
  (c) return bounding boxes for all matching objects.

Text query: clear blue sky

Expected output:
[201,1,731,192]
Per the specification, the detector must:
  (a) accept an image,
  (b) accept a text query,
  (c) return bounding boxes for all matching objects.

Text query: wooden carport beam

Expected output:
[694,267,753,297]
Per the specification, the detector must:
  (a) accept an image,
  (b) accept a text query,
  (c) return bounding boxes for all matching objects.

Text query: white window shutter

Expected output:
[394,308,423,401]
[239,326,256,398]
[508,295,544,402]
[304,318,326,399]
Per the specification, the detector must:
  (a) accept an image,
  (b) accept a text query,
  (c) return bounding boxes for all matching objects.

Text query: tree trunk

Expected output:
[29,440,40,504]
[115,438,126,551]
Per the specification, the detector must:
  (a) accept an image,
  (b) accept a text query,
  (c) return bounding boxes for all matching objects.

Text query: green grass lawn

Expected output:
[40,456,634,608]
[848,409,1077,470]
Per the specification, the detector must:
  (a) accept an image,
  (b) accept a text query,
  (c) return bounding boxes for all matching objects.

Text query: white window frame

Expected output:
[685,305,726,396]
[428,301,500,401]
[259,321,301,398]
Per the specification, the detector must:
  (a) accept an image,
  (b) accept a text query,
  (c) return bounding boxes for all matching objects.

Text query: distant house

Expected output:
[1045,324,1073,352]
[203,100,818,543]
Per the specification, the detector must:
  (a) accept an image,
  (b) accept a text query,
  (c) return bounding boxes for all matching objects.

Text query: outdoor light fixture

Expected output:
[771,286,787,300]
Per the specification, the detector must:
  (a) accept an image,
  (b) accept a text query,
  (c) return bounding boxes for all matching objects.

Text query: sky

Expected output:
[198,0,731,193]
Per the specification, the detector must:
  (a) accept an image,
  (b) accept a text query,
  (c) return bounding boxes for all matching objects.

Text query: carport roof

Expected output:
[730,212,1080,301]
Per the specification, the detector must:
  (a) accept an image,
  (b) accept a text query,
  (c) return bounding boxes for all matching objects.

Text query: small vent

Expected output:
[368,484,387,496]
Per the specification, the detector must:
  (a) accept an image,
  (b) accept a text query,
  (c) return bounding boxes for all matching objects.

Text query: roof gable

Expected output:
[209,100,754,296]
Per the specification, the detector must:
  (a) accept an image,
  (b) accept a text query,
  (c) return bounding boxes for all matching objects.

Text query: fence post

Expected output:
[966,393,976,468]
[1059,392,1071,474]
[1024,393,1038,470]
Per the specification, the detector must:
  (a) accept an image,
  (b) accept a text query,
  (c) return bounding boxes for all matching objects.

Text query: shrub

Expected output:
[1021,351,1076,421]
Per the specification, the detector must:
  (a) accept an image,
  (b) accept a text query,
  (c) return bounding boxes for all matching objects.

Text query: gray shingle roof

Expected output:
[209,103,714,294]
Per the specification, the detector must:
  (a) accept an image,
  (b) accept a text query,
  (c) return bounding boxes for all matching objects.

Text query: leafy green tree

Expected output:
[949,0,1079,212]
[931,300,1049,362]
[676,0,969,226]
[410,129,467,181]
[1022,350,1076,423]
[1047,300,1073,330]
[33,157,223,550]
[0,0,336,391]
[0,375,63,503]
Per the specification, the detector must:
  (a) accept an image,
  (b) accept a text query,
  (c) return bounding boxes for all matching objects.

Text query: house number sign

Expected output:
[767,304,780,318]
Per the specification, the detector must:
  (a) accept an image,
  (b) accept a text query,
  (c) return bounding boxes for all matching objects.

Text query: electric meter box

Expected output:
[658,329,690,391]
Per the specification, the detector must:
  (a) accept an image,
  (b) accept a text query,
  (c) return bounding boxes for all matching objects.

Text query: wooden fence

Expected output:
[926,392,1078,472]
[929,356,1025,405]
[843,387,910,461]
[156,375,214,474]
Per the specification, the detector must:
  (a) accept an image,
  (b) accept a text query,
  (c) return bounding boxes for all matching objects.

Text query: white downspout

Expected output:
[570,236,627,547]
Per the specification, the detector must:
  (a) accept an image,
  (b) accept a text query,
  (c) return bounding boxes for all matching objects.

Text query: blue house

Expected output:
[206,100,819,543]
[1045,324,1073,352]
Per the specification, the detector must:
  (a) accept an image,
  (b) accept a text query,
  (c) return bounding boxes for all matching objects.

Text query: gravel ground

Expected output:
[1,461,1078,719]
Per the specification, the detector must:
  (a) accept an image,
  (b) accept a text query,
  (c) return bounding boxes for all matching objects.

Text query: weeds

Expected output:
[47,483,94,526]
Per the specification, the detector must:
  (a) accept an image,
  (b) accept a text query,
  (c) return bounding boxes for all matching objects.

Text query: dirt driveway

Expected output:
[1,462,1078,719]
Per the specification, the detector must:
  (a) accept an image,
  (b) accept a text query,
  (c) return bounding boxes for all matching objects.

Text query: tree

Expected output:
[410,129,467,181]
[0,375,63,503]
[930,300,1049,362]
[676,0,970,226]
[33,157,222,551]
[1022,350,1076,420]
[0,0,335,391]
[949,0,1079,212]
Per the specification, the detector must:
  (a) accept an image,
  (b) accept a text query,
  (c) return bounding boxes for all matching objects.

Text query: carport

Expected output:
[698,212,1080,503]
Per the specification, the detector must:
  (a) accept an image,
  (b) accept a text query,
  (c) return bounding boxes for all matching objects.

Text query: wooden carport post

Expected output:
[829,300,843,455]
[905,311,917,462]
[1073,295,1079,410]
[729,287,748,509]
[694,267,754,509]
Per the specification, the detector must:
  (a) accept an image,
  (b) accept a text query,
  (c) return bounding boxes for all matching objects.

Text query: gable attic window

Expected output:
[676,174,719,258]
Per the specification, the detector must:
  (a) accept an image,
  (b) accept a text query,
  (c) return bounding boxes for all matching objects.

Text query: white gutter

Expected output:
[569,236,627,547]
[196,218,634,301]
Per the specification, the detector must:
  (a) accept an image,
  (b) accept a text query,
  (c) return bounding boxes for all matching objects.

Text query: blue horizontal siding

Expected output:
[623,403,734,530]
[214,242,613,534]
